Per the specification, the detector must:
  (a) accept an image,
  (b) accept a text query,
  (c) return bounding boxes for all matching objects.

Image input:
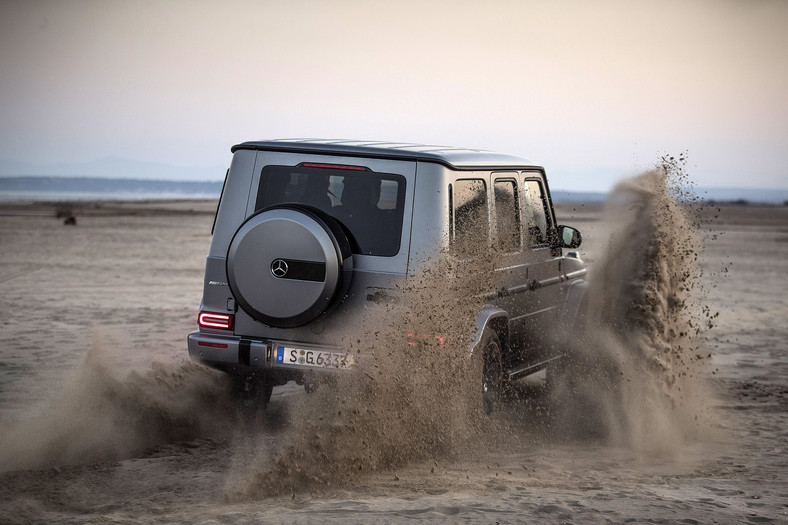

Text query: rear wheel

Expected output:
[478,329,506,415]
[231,374,274,412]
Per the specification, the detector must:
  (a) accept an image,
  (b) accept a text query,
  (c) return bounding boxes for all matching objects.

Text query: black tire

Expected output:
[478,329,507,415]
[231,374,274,411]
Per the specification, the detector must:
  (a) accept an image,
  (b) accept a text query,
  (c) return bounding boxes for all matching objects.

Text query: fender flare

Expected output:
[468,305,508,359]
[560,279,589,331]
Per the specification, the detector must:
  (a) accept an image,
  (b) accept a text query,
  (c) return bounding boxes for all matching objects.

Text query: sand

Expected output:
[0,195,786,524]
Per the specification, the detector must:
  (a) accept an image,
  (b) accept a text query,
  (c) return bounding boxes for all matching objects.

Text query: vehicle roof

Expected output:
[231,139,542,171]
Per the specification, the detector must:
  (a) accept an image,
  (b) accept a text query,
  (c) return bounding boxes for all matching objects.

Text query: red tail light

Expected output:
[406,333,445,347]
[198,341,228,348]
[198,312,233,330]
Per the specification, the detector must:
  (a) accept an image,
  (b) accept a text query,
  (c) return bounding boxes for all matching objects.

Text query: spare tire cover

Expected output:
[227,205,353,328]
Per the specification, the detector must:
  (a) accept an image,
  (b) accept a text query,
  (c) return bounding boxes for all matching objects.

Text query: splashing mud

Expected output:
[549,165,715,452]
[0,333,234,471]
[0,163,716,500]
[228,164,716,499]
[226,259,494,499]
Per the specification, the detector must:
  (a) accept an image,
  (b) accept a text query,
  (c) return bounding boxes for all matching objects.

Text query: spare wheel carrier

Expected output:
[226,204,353,328]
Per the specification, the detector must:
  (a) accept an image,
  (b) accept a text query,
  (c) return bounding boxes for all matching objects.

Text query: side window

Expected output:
[493,179,521,252]
[523,179,550,247]
[451,179,489,257]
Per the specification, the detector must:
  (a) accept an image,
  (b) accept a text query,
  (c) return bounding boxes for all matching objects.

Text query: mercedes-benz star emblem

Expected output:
[271,259,289,278]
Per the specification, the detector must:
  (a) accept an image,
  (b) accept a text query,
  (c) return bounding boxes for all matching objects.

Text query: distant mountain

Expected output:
[0,156,225,181]
[0,176,223,201]
[551,187,788,204]
[692,187,788,205]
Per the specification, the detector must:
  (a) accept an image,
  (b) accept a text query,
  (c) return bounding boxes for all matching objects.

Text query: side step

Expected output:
[507,355,562,382]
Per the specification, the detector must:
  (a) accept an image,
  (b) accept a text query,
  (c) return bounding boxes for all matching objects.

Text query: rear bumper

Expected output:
[188,331,267,368]
[187,331,352,379]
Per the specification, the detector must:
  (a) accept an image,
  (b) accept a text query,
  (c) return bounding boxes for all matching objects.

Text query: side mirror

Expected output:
[555,225,582,249]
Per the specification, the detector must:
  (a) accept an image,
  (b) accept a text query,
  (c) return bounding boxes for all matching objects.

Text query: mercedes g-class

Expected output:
[187,139,586,410]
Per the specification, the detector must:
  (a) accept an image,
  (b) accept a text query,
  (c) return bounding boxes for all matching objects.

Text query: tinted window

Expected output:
[255,165,406,256]
[523,179,550,247]
[494,179,520,252]
[452,179,488,257]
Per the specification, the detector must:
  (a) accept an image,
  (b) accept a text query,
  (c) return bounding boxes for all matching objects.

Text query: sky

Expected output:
[1,0,786,191]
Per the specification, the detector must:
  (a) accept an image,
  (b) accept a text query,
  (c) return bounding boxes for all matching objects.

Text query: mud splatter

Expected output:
[226,259,495,499]
[0,164,717,494]
[0,333,234,471]
[549,164,716,453]
[229,163,717,498]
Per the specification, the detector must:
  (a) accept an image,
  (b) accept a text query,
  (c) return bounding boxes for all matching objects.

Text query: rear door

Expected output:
[489,174,529,337]
[248,151,416,275]
[231,151,417,341]
[518,172,563,356]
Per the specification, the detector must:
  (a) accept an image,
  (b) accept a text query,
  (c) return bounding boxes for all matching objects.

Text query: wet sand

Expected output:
[0,198,786,523]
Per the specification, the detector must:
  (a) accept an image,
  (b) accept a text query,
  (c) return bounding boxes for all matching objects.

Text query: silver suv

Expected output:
[188,139,587,409]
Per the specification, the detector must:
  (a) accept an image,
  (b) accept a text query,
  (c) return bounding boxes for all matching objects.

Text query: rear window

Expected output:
[255,164,406,256]
[451,179,489,258]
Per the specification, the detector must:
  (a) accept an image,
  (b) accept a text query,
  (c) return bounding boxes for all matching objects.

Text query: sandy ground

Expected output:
[0,197,786,524]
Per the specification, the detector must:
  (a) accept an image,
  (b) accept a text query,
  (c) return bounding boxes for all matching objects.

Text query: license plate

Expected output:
[274,345,354,370]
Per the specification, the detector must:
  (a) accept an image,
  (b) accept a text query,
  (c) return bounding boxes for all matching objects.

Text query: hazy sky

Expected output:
[1,0,786,190]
